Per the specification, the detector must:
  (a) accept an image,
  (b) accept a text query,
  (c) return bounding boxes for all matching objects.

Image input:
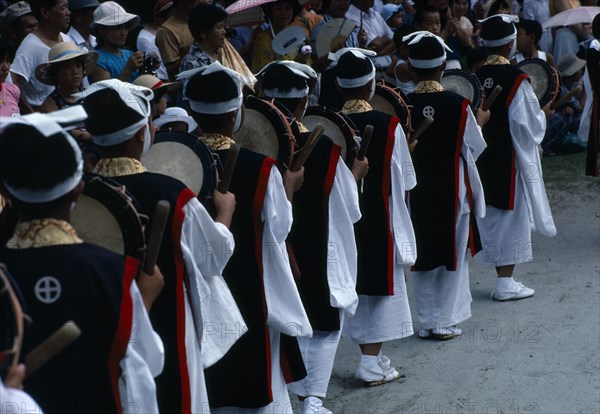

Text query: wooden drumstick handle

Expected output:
[482,85,503,111]
[25,321,81,378]
[410,116,434,143]
[290,124,325,172]
[218,144,240,194]
[358,125,374,161]
[550,86,582,110]
[143,200,171,275]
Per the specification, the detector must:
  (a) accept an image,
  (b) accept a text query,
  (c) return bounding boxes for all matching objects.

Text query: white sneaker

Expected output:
[355,355,401,386]
[492,280,535,301]
[300,396,332,414]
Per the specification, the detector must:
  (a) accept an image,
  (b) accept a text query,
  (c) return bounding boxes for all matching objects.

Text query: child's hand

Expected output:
[476,107,491,127]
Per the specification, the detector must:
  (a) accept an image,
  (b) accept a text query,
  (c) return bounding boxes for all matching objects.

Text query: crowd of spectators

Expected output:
[0,0,597,154]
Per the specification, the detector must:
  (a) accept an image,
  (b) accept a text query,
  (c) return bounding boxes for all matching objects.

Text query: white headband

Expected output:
[332,48,377,88]
[73,79,153,146]
[178,62,244,115]
[255,61,317,80]
[328,47,377,62]
[337,66,376,88]
[479,14,518,47]
[0,106,86,203]
[404,31,453,69]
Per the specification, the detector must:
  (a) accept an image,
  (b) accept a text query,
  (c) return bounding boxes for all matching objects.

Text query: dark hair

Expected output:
[415,5,439,25]
[466,47,489,71]
[488,0,510,15]
[188,4,228,41]
[593,13,599,39]
[261,0,302,22]
[0,124,78,212]
[517,19,542,43]
[29,0,60,19]
[82,89,145,137]
[0,37,15,62]
[191,111,233,132]
[393,24,417,48]
[261,64,307,113]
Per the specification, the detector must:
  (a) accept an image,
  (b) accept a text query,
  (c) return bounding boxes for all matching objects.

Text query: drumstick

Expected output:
[482,85,503,111]
[410,116,434,143]
[25,321,81,378]
[142,200,171,275]
[358,125,374,161]
[218,144,240,194]
[290,124,325,172]
[550,86,582,110]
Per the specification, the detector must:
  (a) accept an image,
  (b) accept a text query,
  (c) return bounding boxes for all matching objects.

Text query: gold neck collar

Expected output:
[7,219,82,249]
[485,54,511,66]
[414,80,444,94]
[93,157,147,178]
[341,99,373,115]
[202,133,236,150]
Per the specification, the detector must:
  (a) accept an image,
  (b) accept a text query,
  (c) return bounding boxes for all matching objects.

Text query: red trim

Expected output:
[253,157,277,402]
[383,117,399,295]
[505,74,527,210]
[108,255,139,414]
[506,73,528,107]
[452,100,469,271]
[324,144,342,199]
[172,188,196,414]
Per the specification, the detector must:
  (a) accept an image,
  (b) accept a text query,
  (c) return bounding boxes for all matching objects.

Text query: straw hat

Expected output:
[35,42,98,85]
[91,1,140,35]
[133,74,181,97]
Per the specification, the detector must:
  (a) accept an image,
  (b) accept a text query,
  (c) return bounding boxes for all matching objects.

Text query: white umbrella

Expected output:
[542,6,600,29]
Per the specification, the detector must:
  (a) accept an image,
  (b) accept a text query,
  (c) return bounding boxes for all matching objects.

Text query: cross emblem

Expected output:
[34,276,62,304]
[484,77,494,89]
[423,106,435,118]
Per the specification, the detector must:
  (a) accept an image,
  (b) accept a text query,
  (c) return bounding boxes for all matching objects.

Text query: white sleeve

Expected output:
[508,80,546,147]
[0,379,44,413]
[461,106,487,218]
[391,124,417,265]
[508,81,556,237]
[180,197,247,368]
[181,197,234,276]
[326,158,360,315]
[262,166,312,337]
[118,282,163,413]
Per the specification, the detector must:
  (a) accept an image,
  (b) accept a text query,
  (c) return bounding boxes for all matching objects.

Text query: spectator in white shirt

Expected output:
[67,0,98,50]
[10,0,72,113]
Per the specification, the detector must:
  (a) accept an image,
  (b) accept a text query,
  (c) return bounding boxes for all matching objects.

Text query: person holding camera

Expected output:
[88,1,147,83]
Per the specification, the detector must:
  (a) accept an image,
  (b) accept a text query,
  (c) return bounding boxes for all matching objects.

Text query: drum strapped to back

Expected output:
[0,174,147,260]
[516,58,559,108]
[441,69,483,111]
[71,174,147,260]
[141,130,219,202]
[234,95,298,168]
[370,82,413,134]
[302,106,360,167]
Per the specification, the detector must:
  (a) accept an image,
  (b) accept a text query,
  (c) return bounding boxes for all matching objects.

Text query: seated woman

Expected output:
[35,42,97,112]
[88,1,143,83]
[250,0,306,73]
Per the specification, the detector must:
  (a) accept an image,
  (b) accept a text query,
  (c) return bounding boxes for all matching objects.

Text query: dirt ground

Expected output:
[294,153,600,414]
